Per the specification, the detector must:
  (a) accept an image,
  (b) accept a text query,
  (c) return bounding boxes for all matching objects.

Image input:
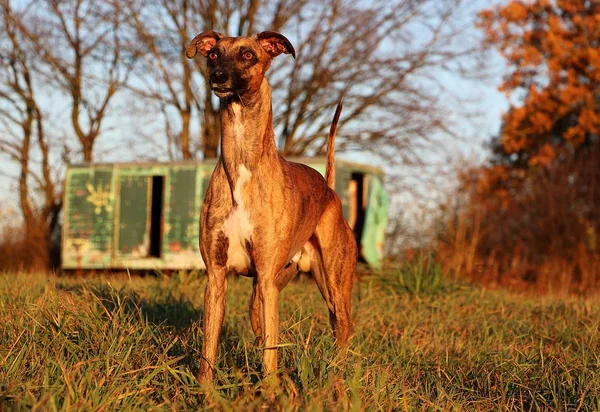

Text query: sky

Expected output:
[0,0,510,220]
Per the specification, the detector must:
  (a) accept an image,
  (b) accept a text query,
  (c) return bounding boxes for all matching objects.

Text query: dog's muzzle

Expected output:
[210,69,234,98]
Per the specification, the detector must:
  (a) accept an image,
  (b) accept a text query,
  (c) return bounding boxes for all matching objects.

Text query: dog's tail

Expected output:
[326,100,343,190]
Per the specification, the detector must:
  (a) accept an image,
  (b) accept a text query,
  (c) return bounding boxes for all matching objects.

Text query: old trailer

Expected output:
[61,158,388,271]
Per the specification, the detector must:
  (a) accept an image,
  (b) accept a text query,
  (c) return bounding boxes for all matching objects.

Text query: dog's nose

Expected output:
[210,69,228,85]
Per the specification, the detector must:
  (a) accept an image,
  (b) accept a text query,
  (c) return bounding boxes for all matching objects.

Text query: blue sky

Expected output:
[0,0,510,218]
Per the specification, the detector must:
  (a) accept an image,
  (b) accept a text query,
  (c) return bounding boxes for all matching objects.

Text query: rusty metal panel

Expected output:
[361,175,388,268]
[155,165,207,269]
[62,167,114,269]
[164,167,199,254]
[116,175,151,256]
[335,166,352,221]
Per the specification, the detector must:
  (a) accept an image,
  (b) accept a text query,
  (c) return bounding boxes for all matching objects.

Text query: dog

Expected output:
[186,30,357,382]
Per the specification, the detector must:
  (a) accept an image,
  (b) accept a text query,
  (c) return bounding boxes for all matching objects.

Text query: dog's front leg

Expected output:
[199,266,227,382]
[258,275,279,376]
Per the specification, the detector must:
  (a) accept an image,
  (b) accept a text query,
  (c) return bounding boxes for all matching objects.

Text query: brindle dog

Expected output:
[186,30,357,382]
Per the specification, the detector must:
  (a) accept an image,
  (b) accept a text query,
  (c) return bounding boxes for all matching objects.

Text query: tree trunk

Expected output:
[82,140,93,163]
[202,87,220,158]
[181,109,192,159]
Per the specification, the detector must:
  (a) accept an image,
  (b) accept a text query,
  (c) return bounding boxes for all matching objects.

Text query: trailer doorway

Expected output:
[116,175,164,258]
[149,176,164,258]
[348,172,368,252]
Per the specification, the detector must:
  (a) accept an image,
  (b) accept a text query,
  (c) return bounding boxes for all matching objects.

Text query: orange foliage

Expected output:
[439,148,600,294]
[438,1,600,292]
[479,0,600,164]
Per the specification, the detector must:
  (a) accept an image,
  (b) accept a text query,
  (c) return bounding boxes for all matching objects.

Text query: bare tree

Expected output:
[12,0,138,162]
[0,0,139,269]
[123,0,203,160]
[124,0,482,166]
[124,0,311,159]
[0,1,60,268]
[269,0,481,162]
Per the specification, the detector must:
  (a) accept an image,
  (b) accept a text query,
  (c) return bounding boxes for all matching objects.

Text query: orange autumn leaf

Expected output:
[529,143,556,167]
[478,0,600,161]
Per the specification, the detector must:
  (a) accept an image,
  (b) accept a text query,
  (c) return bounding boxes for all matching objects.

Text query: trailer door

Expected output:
[116,175,152,257]
[361,176,388,268]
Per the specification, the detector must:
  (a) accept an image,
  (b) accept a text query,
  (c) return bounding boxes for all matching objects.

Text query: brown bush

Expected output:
[437,147,600,294]
[0,216,53,272]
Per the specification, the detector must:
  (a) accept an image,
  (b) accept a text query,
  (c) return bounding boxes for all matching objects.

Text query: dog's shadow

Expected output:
[57,282,201,331]
[55,281,245,376]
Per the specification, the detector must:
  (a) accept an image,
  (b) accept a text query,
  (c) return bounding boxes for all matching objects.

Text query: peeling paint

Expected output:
[61,159,386,270]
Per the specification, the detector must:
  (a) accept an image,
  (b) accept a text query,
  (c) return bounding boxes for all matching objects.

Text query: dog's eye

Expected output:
[208,51,218,60]
[243,51,254,60]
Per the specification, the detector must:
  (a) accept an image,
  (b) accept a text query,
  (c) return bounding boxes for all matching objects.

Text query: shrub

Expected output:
[437,147,600,294]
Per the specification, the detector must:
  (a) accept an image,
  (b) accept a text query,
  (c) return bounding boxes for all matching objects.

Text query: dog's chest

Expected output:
[221,164,254,273]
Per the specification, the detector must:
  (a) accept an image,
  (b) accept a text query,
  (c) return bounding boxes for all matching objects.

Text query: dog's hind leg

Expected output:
[326,246,355,346]
[312,208,357,346]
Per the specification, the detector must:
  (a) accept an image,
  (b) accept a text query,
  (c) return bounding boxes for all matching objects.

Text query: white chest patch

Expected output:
[222,164,253,272]
[231,102,244,140]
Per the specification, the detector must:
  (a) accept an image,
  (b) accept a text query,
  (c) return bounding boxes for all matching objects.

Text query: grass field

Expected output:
[1,265,600,410]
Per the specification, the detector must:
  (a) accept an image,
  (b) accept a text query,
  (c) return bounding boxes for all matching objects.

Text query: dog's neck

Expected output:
[219,79,277,189]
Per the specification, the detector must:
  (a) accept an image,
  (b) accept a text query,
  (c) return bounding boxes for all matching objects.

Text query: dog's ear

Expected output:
[256,31,296,59]
[186,31,223,59]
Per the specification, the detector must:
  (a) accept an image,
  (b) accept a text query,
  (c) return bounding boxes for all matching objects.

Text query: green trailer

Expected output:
[61,158,388,271]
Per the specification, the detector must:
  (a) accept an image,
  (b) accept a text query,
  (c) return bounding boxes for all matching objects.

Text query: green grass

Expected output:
[1,266,600,410]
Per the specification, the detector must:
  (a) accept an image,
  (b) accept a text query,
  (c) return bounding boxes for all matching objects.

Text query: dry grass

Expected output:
[1,267,600,410]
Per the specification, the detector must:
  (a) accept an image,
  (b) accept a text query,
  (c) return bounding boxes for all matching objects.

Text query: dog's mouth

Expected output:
[211,86,234,98]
